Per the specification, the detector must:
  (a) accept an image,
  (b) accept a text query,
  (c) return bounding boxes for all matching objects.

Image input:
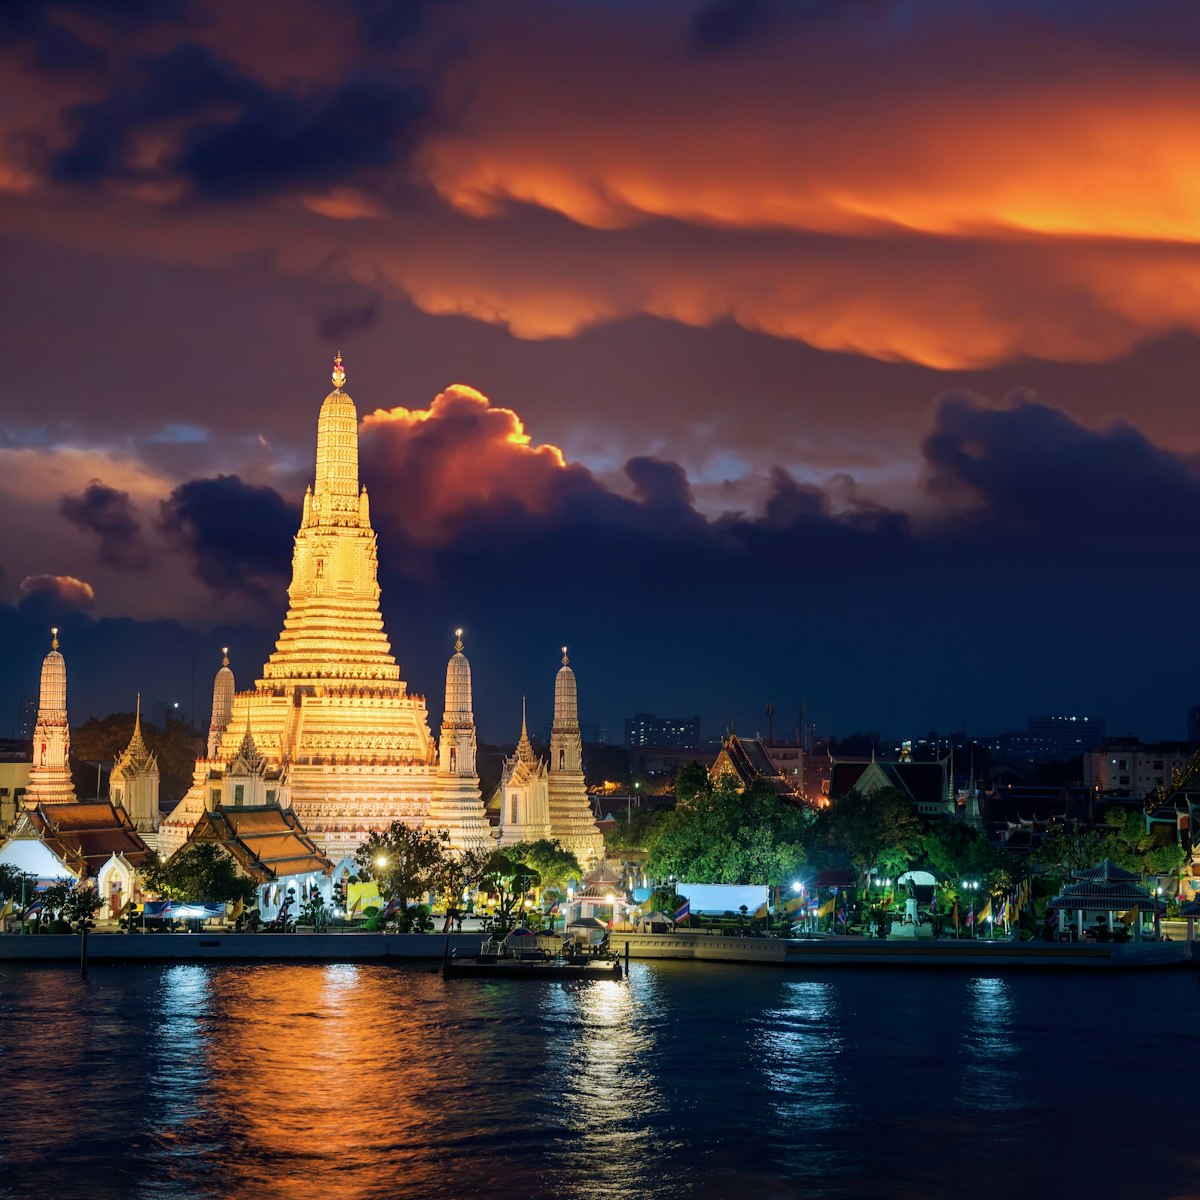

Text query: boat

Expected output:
[442,937,624,980]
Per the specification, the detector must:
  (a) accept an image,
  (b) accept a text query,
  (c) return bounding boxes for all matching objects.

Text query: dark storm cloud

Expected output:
[51,43,262,184]
[59,480,152,569]
[157,475,299,601]
[690,0,890,50]
[317,299,380,343]
[180,78,431,199]
[922,391,1200,544]
[49,37,432,198]
[33,21,106,71]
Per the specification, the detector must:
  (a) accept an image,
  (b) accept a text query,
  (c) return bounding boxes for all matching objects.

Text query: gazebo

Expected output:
[1048,859,1158,941]
[1178,898,1200,941]
[562,860,627,928]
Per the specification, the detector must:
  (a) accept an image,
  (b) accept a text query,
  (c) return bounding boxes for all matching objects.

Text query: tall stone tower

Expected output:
[206,647,235,758]
[26,628,76,806]
[546,648,603,864]
[431,630,492,851]
[109,695,160,841]
[161,354,444,859]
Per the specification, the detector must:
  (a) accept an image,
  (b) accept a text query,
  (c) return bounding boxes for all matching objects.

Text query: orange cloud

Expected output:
[360,384,581,542]
[19,574,96,611]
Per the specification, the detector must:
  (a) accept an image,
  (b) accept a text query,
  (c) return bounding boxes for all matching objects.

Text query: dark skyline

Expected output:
[3,1,1200,743]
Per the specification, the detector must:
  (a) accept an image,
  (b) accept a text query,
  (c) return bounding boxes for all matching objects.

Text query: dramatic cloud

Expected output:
[59,479,151,569]
[19,573,96,612]
[360,385,582,542]
[157,475,299,601]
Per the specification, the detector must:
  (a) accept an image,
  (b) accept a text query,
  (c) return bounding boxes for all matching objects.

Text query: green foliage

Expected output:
[355,822,451,910]
[921,819,994,882]
[828,787,922,886]
[603,807,670,855]
[1032,805,1187,881]
[478,851,540,932]
[142,843,256,905]
[674,761,711,806]
[38,881,102,931]
[297,891,327,929]
[0,864,35,903]
[647,776,809,885]
[506,839,582,892]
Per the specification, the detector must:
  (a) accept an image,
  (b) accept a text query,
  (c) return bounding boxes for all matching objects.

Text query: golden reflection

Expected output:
[199,964,471,1200]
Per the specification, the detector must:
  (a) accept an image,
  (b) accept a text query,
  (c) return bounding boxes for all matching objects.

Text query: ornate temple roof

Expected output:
[1070,858,1143,883]
[188,805,332,882]
[1048,878,1156,911]
[15,801,151,877]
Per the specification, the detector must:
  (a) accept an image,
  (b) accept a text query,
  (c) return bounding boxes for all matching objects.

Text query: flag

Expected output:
[23,900,42,921]
[816,897,835,918]
[118,897,133,917]
[782,894,807,916]
[952,901,959,930]
[349,894,362,917]
[838,899,848,927]
[999,897,1009,924]
[1120,907,1137,929]
[806,895,820,914]
[381,897,404,919]
[966,903,974,928]
[930,892,938,917]
[752,902,769,920]
[978,898,992,924]
[547,899,560,915]
[230,898,244,921]
[0,898,12,920]
[672,899,690,922]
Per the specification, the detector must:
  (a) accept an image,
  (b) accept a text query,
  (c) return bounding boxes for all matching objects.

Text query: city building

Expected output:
[1083,739,1193,798]
[1025,714,1106,755]
[0,742,30,836]
[624,713,701,750]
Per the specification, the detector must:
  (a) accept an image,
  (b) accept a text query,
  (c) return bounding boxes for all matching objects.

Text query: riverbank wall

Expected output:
[0,930,1192,969]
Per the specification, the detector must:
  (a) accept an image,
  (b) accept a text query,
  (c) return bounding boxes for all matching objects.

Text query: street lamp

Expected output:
[375,855,388,869]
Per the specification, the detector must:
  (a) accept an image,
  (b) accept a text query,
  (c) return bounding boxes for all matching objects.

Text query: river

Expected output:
[0,961,1196,1199]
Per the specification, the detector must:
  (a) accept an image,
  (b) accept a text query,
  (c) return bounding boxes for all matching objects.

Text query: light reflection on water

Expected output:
[1,962,1198,1200]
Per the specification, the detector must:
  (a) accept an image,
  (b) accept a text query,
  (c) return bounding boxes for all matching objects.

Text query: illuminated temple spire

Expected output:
[261,353,400,687]
[206,647,235,758]
[547,645,603,864]
[431,629,491,850]
[110,692,159,835]
[27,627,76,805]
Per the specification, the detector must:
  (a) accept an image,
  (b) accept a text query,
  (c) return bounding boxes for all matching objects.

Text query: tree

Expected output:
[648,776,810,885]
[603,807,669,856]
[674,761,711,806]
[506,839,583,894]
[435,847,493,932]
[921,819,996,883]
[355,822,450,911]
[142,843,256,905]
[828,787,922,888]
[478,851,540,932]
[0,864,35,906]
[38,880,102,931]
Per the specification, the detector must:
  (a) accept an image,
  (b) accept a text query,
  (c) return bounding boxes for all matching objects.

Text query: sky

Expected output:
[2,0,1200,745]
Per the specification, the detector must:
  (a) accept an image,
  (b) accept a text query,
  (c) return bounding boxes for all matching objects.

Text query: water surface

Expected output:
[1,961,1197,1199]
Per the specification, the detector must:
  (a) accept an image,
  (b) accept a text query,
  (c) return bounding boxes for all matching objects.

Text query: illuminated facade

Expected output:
[108,696,160,845]
[26,629,76,806]
[547,650,605,864]
[161,356,492,860]
[498,700,551,846]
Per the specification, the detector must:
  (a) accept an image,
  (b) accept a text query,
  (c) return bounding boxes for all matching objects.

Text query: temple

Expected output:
[546,649,604,863]
[161,355,492,859]
[498,700,551,845]
[108,695,160,846]
[26,629,76,806]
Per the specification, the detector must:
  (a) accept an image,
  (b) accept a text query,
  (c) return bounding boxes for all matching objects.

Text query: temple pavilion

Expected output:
[1047,859,1159,940]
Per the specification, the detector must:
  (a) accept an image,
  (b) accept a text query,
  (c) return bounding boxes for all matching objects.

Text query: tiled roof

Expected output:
[1049,879,1156,911]
[23,801,151,876]
[188,805,332,882]
[1070,858,1143,883]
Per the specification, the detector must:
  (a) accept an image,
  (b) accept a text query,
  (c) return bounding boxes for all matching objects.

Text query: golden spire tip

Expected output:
[332,350,345,390]
[561,645,569,666]
[221,646,229,667]
[454,628,464,653]
[50,626,59,651]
